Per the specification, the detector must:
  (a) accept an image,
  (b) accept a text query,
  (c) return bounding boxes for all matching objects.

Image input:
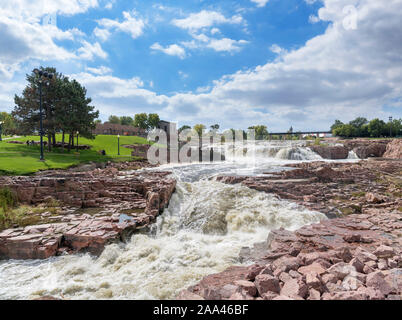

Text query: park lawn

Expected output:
[0,134,150,175]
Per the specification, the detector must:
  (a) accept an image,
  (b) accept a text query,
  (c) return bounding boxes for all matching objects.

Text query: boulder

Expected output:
[254,274,281,295]
[327,262,356,280]
[234,280,257,297]
[374,245,395,259]
[383,139,402,159]
[366,271,393,296]
[310,146,349,160]
[280,278,308,299]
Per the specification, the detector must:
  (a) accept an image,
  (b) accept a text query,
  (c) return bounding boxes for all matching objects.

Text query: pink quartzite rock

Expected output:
[366,271,393,296]
[0,167,176,260]
[254,274,281,295]
[280,278,308,299]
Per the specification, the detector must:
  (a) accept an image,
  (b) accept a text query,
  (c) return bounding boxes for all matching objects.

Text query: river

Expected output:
[0,141,357,299]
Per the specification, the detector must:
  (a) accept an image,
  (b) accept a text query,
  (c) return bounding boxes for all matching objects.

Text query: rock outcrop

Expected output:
[184,207,401,300]
[309,146,349,159]
[188,157,402,300]
[0,166,176,260]
[342,139,390,159]
[218,159,401,218]
[383,139,402,159]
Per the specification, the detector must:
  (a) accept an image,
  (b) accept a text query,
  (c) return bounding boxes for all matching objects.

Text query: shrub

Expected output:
[0,187,17,212]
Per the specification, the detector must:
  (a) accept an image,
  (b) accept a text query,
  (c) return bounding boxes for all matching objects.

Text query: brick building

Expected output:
[93,123,146,137]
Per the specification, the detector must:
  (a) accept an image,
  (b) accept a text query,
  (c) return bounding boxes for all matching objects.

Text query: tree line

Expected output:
[105,113,160,131]
[11,67,99,151]
[331,117,401,138]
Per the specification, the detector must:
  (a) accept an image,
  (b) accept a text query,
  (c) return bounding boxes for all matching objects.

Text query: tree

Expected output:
[120,116,134,126]
[133,113,149,130]
[178,125,191,133]
[193,124,206,137]
[332,124,356,137]
[147,113,160,129]
[0,112,18,136]
[349,117,368,137]
[108,115,120,124]
[367,118,387,137]
[94,119,102,125]
[248,125,269,140]
[330,120,344,133]
[13,67,99,151]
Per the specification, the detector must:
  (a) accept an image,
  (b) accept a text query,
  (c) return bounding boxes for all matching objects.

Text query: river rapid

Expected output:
[0,141,357,300]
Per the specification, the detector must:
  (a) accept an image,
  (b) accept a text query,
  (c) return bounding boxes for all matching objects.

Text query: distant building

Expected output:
[157,120,176,133]
[93,122,146,137]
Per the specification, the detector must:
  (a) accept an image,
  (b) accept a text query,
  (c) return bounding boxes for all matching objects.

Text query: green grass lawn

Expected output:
[0,134,150,175]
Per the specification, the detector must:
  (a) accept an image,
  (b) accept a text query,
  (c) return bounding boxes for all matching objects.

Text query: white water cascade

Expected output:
[0,141,345,300]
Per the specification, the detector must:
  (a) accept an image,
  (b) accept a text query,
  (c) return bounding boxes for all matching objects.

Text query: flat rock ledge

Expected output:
[0,167,176,260]
[179,159,401,300]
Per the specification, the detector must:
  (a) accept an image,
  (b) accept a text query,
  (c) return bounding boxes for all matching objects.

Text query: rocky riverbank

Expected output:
[0,161,176,260]
[180,141,402,300]
[309,138,393,159]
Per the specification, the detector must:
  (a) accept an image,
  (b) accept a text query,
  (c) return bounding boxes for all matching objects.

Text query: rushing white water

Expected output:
[0,141,341,300]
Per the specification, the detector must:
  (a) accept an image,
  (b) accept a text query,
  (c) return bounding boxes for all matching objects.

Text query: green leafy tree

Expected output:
[119,116,134,126]
[193,124,206,137]
[178,125,191,133]
[13,67,99,151]
[330,120,344,133]
[332,124,356,137]
[108,115,120,124]
[147,113,160,129]
[248,125,269,140]
[0,112,18,136]
[133,113,149,130]
[367,118,387,137]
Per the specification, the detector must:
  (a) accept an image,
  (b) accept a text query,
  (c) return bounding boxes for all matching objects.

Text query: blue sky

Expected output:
[0,0,401,131]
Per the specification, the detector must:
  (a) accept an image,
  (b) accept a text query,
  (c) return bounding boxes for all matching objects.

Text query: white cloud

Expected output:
[250,0,269,8]
[172,10,248,55]
[75,0,402,131]
[172,10,243,31]
[77,41,108,60]
[97,11,145,39]
[86,65,112,75]
[93,27,111,41]
[151,43,186,59]
[0,0,98,22]
[2,0,401,132]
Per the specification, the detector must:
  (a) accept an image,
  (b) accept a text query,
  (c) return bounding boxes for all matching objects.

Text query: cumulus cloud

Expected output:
[171,10,248,54]
[97,11,146,39]
[0,1,100,77]
[172,10,243,31]
[77,41,108,60]
[70,0,402,131]
[150,43,186,59]
[2,0,401,132]
[250,0,270,8]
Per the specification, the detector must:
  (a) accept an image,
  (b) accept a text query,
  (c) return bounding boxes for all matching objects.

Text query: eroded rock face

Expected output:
[310,146,349,160]
[0,167,176,260]
[383,139,402,159]
[342,139,390,159]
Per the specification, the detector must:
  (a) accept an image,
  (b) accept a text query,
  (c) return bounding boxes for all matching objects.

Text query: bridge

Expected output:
[268,131,332,135]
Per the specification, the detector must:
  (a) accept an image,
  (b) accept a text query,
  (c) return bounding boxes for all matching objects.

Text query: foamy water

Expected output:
[0,141,349,300]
